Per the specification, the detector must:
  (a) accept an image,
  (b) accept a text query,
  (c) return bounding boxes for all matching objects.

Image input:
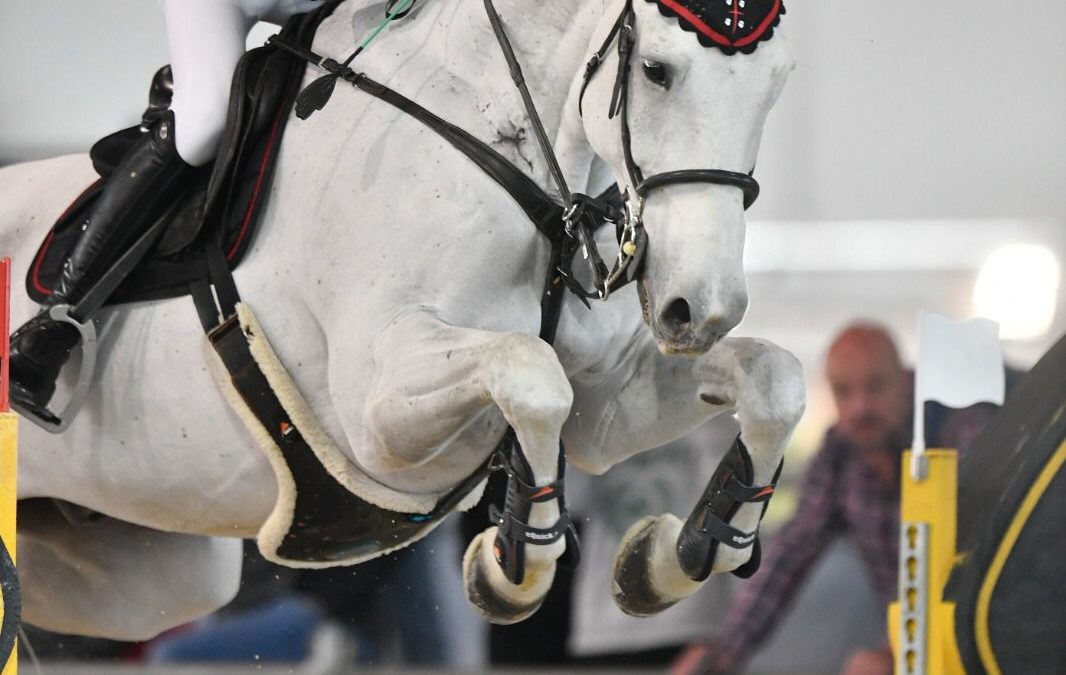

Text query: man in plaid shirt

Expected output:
[673,323,927,675]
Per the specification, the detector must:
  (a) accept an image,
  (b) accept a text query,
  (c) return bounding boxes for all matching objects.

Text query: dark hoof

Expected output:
[463,528,545,625]
[612,516,681,617]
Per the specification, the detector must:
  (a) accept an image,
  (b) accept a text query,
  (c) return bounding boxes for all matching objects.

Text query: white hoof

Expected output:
[612,514,703,617]
[462,526,554,625]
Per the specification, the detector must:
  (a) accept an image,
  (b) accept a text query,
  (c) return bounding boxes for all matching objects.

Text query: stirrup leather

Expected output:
[489,440,580,585]
[676,435,782,582]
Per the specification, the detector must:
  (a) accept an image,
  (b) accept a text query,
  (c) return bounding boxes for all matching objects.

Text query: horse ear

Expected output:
[296,74,339,120]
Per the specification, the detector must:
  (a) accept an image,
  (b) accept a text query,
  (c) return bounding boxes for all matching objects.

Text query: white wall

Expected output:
[3,1,1066,219]
[0,1,168,163]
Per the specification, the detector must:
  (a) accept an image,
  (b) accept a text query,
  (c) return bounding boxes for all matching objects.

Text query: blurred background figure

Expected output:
[672,322,1002,675]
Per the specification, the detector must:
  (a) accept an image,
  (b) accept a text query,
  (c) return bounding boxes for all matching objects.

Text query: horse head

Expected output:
[578,0,794,354]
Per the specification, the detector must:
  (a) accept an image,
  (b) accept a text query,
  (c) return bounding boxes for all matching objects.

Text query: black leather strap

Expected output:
[723,474,776,503]
[638,169,760,209]
[578,0,761,210]
[269,36,564,242]
[692,508,757,550]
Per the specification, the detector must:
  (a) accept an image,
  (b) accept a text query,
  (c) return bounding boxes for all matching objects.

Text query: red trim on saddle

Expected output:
[31,232,56,297]
[658,0,781,48]
[226,102,288,262]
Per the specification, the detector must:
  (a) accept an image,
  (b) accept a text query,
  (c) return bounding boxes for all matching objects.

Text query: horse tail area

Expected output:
[17,499,243,641]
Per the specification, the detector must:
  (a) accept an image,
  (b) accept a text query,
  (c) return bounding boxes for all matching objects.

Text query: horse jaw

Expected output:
[579,1,794,355]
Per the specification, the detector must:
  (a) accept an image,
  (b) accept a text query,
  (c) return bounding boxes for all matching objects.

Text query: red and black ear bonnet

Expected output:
[645,0,785,54]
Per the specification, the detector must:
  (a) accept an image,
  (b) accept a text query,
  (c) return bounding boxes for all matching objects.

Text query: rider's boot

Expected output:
[9,111,195,420]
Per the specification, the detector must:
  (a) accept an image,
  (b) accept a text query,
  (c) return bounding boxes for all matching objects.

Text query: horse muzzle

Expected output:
[639,279,746,355]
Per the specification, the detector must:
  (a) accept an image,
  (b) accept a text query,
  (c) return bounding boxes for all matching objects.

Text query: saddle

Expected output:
[25,9,326,307]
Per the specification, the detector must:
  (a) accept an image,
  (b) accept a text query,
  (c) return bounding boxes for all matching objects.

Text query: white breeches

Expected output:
[162,0,321,166]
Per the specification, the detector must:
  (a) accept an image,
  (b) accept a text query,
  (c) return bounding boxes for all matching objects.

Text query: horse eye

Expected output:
[641,59,672,89]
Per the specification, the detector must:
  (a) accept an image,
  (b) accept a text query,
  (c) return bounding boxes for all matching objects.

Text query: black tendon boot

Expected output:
[10,111,195,420]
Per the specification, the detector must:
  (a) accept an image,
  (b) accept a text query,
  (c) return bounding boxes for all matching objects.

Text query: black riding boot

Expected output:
[10,112,195,419]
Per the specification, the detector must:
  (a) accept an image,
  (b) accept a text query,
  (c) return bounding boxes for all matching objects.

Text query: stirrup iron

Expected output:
[11,306,112,434]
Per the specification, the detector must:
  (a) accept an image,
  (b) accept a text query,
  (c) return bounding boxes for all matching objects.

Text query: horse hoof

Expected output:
[612,515,701,617]
[462,527,551,625]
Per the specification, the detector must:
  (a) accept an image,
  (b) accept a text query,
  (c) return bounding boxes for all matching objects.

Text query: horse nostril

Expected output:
[660,297,692,333]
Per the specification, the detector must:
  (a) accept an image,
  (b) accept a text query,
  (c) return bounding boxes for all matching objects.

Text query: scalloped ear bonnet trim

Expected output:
[645,0,785,55]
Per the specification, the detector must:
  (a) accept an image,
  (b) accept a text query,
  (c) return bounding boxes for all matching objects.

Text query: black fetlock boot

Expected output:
[9,111,195,421]
[675,434,783,581]
[490,447,580,585]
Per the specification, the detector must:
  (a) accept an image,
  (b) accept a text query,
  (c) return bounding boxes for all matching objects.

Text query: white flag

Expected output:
[912,312,1004,462]
[916,313,1005,408]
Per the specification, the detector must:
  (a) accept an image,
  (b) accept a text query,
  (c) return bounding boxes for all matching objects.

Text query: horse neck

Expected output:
[421,0,608,191]
[488,0,610,192]
[483,1,606,130]
[313,1,607,191]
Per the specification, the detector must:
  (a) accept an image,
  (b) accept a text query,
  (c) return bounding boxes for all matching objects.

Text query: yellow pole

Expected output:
[0,257,16,675]
[888,449,964,675]
[0,411,16,675]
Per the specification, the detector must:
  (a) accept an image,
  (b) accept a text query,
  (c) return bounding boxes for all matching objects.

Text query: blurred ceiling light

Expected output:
[973,244,1061,340]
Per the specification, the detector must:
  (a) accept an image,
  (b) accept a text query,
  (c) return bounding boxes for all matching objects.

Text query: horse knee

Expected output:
[486,334,573,428]
[727,338,806,430]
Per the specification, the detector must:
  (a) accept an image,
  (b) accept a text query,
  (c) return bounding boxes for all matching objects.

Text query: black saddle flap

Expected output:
[26,6,332,306]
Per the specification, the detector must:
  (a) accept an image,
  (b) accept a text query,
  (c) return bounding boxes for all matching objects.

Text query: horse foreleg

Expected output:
[16,499,242,640]
[565,336,804,615]
[365,313,573,624]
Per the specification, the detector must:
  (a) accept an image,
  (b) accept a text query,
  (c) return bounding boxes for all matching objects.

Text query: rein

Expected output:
[483,0,638,300]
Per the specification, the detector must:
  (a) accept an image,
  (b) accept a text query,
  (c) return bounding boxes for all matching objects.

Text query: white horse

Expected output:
[0,0,802,639]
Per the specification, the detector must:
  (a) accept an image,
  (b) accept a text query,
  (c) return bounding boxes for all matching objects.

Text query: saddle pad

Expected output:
[204,302,484,567]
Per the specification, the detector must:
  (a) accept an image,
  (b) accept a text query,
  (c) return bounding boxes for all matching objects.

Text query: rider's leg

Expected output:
[166,0,323,164]
[8,1,255,416]
[166,0,256,166]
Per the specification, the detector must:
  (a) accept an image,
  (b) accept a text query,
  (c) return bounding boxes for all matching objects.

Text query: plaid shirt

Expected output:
[716,427,902,663]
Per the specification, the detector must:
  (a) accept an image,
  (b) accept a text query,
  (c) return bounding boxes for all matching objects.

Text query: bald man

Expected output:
[673,322,913,675]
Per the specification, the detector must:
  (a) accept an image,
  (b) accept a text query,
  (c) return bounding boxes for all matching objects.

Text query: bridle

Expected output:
[281,0,764,301]
[488,0,761,299]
